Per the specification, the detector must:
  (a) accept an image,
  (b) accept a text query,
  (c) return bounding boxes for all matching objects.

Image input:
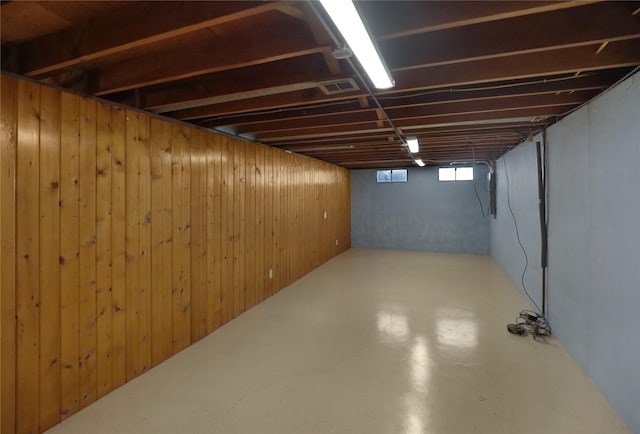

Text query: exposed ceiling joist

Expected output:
[19,1,286,77]
[3,0,638,167]
[226,89,598,134]
[137,40,640,113]
[366,1,600,40]
[142,54,342,112]
[257,106,567,142]
[176,71,615,122]
[382,2,640,71]
[94,15,331,95]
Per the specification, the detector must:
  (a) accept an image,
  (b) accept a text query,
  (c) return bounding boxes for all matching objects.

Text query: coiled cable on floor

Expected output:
[507,310,551,338]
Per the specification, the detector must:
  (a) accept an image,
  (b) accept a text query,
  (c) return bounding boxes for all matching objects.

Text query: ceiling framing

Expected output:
[2,0,639,168]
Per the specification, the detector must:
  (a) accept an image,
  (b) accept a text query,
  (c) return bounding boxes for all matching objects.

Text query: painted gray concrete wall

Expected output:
[546,72,640,433]
[490,136,544,311]
[351,166,490,254]
[491,71,640,433]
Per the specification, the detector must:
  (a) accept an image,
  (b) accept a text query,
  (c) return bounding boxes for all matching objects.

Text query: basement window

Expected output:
[439,167,473,181]
[377,169,407,183]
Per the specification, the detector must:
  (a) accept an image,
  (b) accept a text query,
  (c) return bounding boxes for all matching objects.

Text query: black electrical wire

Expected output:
[471,147,487,218]
[473,181,487,218]
[503,155,541,313]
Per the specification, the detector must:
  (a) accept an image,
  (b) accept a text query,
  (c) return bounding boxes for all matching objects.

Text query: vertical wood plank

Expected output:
[159,120,173,360]
[232,141,245,317]
[171,124,191,352]
[124,110,140,380]
[150,118,173,366]
[284,151,290,286]
[110,106,127,389]
[312,164,318,269]
[272,150,280,294]
[245,143,255,309]
[190,129,207,342]
[317,165,321,265]
[296,157,301,279]
[38,85,62,431]
[95,101,113,399]
[302,159,307,275]
[284,152,289,287]
[206,133,222,333]
[255,145,264,303]
[0,75,18,434]
[218,138,228,324]
[78,97,97,408]
[204,138,214,333]
[221,138,234,324]
[288,157,295,283]
[286,155,292,285]
[137,113,152,375]
[284,152,290,287]
[322,167,328,263]
[15,79,40,434]
[59,91,80,420]
[263,146,272,298]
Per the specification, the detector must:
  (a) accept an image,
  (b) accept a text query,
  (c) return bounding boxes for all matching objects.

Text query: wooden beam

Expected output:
[386,90,594,120]
[235,109,378,134]
[173,89,367,121]
[281,137,498,151]
[381,2,640,71]
[389,40,640,95]
[377,72,611,108]
[205,76,607,128]
[257,105,568,142]
[298,2,342,74]
[141,55,343,111]
[270,122,541,148]
[270,121,551,146]
[274,3,307,21]
[252,109,382,133]
[95,15,331,95]
[143,41,639,115]
[236,90,594,135]
[360,1,599,40]
[272,133,403,147]
[20,1,284,76]
[175,70,613,122]
[203,100,366,128]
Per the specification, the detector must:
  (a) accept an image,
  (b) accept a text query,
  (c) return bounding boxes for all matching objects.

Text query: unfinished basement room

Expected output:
[1,1,639,433]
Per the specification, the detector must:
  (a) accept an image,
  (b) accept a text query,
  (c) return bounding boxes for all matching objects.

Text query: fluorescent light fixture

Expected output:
[406,137,419,153]
[415,159,425,167]
[319,0,395,89]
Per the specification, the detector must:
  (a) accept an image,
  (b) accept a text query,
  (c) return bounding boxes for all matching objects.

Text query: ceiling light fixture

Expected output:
[319,0,395,89]
[415,159,426,167]
[406,137,419,153]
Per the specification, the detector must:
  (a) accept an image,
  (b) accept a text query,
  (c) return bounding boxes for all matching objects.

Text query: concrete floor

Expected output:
[47,249,630,434]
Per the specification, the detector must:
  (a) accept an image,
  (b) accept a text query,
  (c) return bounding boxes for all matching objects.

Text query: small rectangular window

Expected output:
[439,167,473,181]
[376,170,391,183]
[438,167,456,181]
[456,167,474,181]
[377,169,407,183]
[391,169,407,182]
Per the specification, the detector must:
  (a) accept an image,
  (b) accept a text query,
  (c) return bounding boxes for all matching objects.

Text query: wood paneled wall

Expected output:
[0,74,351,434]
